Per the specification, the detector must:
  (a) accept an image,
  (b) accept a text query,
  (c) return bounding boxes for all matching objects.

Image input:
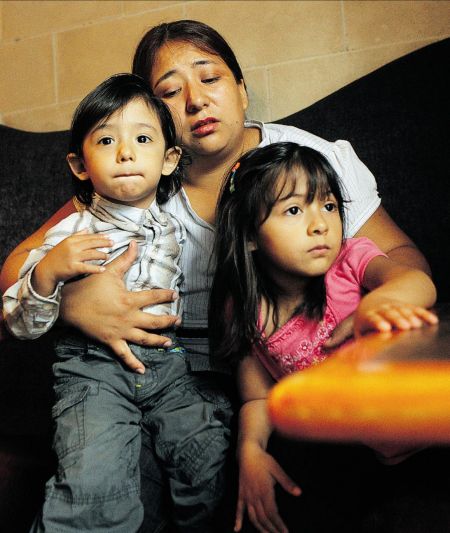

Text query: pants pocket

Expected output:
[52,382,97,459]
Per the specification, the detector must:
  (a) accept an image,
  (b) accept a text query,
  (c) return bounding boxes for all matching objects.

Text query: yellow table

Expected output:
[268,304,450,444]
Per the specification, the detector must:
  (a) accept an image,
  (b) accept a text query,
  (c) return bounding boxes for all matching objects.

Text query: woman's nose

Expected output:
[185,84,209,113]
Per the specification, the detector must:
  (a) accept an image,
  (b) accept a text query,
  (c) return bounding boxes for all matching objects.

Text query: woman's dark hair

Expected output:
[69,72,184,206]
[209,142,347,367]
[132,20,244,85]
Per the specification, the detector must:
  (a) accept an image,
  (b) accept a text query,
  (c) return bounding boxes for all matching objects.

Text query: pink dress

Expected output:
[253,237,386,380]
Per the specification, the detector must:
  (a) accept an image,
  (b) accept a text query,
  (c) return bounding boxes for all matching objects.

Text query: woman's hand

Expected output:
[60,241,181,374]
[235,441,301,533]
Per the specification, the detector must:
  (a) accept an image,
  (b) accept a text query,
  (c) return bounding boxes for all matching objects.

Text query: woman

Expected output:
[0,20,432,533]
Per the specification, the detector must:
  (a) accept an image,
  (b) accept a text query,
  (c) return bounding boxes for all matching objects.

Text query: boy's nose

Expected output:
[117,143,135,162]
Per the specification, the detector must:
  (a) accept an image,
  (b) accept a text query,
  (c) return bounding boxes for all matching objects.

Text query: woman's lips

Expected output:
[191,117,219,137]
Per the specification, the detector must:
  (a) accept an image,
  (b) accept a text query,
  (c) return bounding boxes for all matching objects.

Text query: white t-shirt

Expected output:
[163,121,380,367]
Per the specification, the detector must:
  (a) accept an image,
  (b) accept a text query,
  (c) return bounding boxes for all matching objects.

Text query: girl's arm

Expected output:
[355,255,438,335]
[235,356,300,533]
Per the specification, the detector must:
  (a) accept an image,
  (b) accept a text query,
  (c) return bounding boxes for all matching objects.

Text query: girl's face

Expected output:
[150,41,248,160]
[254,169,343,288]
[68,98,180,209]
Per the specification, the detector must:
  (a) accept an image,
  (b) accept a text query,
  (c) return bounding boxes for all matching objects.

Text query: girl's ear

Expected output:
[162,146,182,176]
[67,153,89,181]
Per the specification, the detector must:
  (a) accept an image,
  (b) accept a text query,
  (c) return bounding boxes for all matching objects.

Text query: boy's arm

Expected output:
[0,200,76,293]
[355,255,438,335]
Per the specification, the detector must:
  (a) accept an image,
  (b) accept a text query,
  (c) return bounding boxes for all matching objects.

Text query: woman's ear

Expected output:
[238,79,249,112]
[67,153,89,181]
[162,146,182,176]
[248,240,257,252]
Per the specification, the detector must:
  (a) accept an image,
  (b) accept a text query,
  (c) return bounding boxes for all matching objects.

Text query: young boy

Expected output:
[3,74,232,533]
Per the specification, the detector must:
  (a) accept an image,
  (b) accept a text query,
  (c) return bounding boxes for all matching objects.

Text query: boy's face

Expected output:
[68,98,180,209]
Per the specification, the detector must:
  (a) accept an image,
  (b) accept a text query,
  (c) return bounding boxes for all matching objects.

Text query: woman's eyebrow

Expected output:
[154,59,217,89]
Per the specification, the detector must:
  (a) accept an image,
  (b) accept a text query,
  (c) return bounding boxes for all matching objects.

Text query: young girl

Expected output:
[209,142,438,533]
[3,73,232,533]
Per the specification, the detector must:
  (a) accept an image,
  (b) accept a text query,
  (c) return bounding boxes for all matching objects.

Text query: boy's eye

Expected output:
[98,137,113,145]
[137,135,151,143]
[286,206,302,216]
[323,202,338,212]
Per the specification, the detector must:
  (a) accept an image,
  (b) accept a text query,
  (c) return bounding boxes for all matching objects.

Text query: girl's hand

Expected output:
[33,230,112,296]
[354,298,438,336]
[235,441,301,533]
[59,241,180,374]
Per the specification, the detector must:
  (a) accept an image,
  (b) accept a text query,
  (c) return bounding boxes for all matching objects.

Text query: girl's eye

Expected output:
[98,137,113,145]
[137,135,151,143]
[324,202,338,212]
[286,206,302,216]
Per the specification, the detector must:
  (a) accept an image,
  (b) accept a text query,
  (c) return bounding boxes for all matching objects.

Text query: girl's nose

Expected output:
[308,213,328,236]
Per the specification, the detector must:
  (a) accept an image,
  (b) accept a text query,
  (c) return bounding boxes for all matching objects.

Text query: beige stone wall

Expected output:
[1,0,449,132]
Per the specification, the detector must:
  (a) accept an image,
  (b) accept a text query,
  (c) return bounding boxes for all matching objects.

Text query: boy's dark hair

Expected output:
[69,73,183,206]
[209,142,347,367]
[132,20,244,86]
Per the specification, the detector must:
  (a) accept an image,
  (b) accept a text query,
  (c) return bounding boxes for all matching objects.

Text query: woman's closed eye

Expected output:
[202,76,220,84]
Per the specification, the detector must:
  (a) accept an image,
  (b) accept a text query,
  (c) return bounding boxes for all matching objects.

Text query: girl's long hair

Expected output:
[209,142,347,368]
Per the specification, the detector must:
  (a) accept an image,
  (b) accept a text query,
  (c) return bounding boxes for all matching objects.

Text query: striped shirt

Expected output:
[3,194,185,340]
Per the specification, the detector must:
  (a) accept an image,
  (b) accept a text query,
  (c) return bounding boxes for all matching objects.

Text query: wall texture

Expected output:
[1,0,449,132]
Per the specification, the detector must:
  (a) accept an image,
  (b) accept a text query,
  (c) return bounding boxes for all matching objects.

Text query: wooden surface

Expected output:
[268,304,450,444]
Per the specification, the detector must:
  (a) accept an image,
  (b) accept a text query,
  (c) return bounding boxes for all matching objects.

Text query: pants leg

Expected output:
[137,344,234,533]
[32,338,144,533]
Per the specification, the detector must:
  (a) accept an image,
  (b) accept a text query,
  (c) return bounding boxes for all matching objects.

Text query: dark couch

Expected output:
[0,38,449,532]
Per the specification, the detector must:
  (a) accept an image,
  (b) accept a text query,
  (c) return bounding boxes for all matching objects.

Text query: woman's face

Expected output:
[150,41,248,160]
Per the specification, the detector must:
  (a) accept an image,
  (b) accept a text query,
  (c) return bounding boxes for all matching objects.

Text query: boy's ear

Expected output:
[161,146,182,176]
[67,153,89,181]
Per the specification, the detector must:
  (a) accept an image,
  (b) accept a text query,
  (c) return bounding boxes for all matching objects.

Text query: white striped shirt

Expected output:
[3,194,185,340]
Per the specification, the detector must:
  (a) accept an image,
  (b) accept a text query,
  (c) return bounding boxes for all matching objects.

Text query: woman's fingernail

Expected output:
[164,340,173,348]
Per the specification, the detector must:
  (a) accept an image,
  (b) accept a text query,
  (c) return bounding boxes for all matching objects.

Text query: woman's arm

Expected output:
[355,206,431,274]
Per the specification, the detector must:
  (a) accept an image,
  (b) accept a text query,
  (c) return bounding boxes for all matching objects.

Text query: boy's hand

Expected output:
[33,230,112,297]
[235,441,301,533]
[354,298,438,336]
